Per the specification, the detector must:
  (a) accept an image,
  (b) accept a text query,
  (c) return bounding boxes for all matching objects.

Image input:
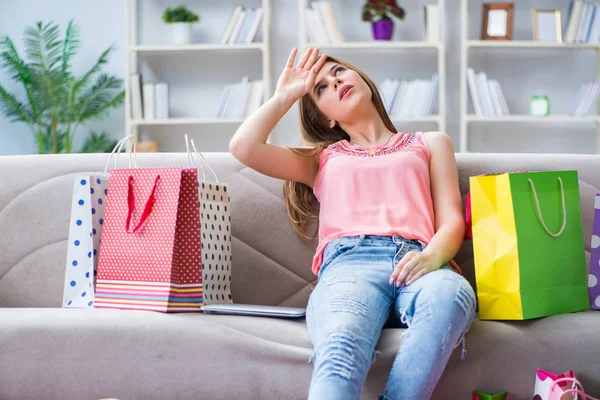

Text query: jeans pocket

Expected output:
[318,237,362,280]
[334,238,362,261]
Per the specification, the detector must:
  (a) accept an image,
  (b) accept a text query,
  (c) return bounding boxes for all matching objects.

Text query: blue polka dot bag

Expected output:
[62,136,136,308]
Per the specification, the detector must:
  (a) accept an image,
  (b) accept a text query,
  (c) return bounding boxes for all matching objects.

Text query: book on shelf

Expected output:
[564,0,600,44]
[424,4,440,43]
[570,80,599,115]
[221,5,264,44]
[130,74,143,120]
[467,68,510,117]
[305,1,344,44]
[216,77,264,118]
[154,83,169,120]
[130,74,170,120]
[380,74,438,117]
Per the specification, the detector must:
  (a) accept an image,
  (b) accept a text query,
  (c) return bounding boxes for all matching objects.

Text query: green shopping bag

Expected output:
[473,391,509,400]
[471,170,590,320]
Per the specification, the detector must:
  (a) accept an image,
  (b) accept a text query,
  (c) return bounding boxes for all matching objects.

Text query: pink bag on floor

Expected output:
[534,370,599,400]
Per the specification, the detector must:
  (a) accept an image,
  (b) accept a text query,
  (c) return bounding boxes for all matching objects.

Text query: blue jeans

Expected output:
[306,234,477,400]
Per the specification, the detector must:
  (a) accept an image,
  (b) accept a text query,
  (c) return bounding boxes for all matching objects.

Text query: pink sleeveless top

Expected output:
[311,132,455,276]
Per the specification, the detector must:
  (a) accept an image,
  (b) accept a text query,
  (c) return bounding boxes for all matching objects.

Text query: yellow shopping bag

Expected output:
[470,171,589,320]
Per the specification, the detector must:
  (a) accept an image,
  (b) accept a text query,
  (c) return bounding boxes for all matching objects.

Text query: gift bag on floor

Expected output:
[189,137,233,305]
[470,170,590,320]
[589,194,600,310]
[534,369,599,400]
[95,164,202,312]
[62,136,137,308]
[473,391,508,400]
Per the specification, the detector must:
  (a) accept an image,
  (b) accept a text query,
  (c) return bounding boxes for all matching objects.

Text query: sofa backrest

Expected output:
[0,152,598,308]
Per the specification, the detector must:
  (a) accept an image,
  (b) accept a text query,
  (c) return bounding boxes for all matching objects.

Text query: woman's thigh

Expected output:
[306,237,397,357]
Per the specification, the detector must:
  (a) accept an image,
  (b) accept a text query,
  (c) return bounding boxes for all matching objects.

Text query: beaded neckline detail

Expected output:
[331,132,415,157]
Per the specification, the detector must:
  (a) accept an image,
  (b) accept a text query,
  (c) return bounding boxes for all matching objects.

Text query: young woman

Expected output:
[229,47,476,400]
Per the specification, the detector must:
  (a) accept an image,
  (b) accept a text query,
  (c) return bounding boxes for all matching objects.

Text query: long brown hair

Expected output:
[282,56,397,243]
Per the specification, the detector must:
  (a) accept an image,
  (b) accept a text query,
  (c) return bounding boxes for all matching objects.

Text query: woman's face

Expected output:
[310,61,372,127]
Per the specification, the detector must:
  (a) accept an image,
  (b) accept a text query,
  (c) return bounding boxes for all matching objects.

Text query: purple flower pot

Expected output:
[372,19,394,41]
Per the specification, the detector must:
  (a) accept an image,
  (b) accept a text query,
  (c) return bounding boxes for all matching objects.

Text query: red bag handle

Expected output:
[126,175,160,233]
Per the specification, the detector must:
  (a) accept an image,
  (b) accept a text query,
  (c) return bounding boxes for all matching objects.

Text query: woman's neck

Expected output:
[340,108,394,146]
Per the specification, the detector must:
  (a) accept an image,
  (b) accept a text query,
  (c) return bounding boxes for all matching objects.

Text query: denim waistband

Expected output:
[339,234,425,249]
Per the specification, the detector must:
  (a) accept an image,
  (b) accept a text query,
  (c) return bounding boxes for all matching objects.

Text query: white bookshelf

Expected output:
[124,0,273,150]
[298,0,446,134]
[460,0,600,153]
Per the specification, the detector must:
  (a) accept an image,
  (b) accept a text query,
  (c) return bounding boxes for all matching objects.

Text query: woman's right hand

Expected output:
[274,47,328,103]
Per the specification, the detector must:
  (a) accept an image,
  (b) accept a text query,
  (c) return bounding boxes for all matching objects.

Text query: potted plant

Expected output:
[0,20,124,153]
[362,0,405,41]
[163,4,200,45]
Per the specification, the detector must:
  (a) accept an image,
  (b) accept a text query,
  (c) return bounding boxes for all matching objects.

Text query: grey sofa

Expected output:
[1,152,599,400]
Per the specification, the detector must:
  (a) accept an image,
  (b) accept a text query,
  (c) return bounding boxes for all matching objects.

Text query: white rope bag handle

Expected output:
[103,134,138,174]
[184,134,219,183]
[528,177,567,238]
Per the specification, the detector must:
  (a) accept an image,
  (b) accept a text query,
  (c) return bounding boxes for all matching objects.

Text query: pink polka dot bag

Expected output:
[94,155,203,312]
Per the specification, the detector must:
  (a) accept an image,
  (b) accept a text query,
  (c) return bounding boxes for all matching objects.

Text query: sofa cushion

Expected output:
[2,153,600,309]
[1,308,598,399]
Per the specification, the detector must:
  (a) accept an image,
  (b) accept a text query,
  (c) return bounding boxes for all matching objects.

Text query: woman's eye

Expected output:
[317,86,325,95]
[335,67,344,75]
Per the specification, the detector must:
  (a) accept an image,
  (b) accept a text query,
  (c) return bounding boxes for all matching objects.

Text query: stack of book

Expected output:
[380,74,438,117]
[305,1,344,44]
[216,77,264,118]
[129,74,170,120]
[220,6,264,44]
[467,68,510,117]
[564,0,600,43]
[570,81,599,115]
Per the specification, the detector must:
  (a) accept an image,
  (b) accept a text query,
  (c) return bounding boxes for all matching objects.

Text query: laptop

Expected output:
[200,303,306,318]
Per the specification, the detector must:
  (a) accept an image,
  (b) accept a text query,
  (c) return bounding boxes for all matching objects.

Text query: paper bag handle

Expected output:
[184,134,219,183]
[126,175,160,233]
[104,135,138,174]
[552,377,600,400]
[528,177,567,238]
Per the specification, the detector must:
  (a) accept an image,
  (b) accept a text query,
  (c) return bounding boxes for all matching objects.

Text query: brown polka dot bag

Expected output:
[188,138,233,306]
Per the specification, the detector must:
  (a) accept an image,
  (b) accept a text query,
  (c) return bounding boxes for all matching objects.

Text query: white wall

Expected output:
[0,0,597,155]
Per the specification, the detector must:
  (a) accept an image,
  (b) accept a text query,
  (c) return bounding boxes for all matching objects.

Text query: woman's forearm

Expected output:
[229,93,296,151]
[421,220,465,267]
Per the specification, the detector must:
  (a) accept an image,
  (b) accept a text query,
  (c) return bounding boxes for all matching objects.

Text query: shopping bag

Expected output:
[534,369,599,400]
[473,391,508,400]
[94,165,202,312]
[589,194,600,310]
[470,170,590,320]
[464,170,528,240]
[62,136,137,308]
[189,137,233,305]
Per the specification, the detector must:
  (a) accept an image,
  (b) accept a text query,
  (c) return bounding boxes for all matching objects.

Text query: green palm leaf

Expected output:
[0,36,39,120]
[75,74,124,121]
[0,84,33,123]
[61,20,80,75]
[24,22,62,72]
[74,45,113,92]
[80,131,119,153]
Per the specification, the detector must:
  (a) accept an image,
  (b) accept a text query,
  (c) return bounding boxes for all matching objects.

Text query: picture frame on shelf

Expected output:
[481,3,514,41]
[532,9,562,43]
